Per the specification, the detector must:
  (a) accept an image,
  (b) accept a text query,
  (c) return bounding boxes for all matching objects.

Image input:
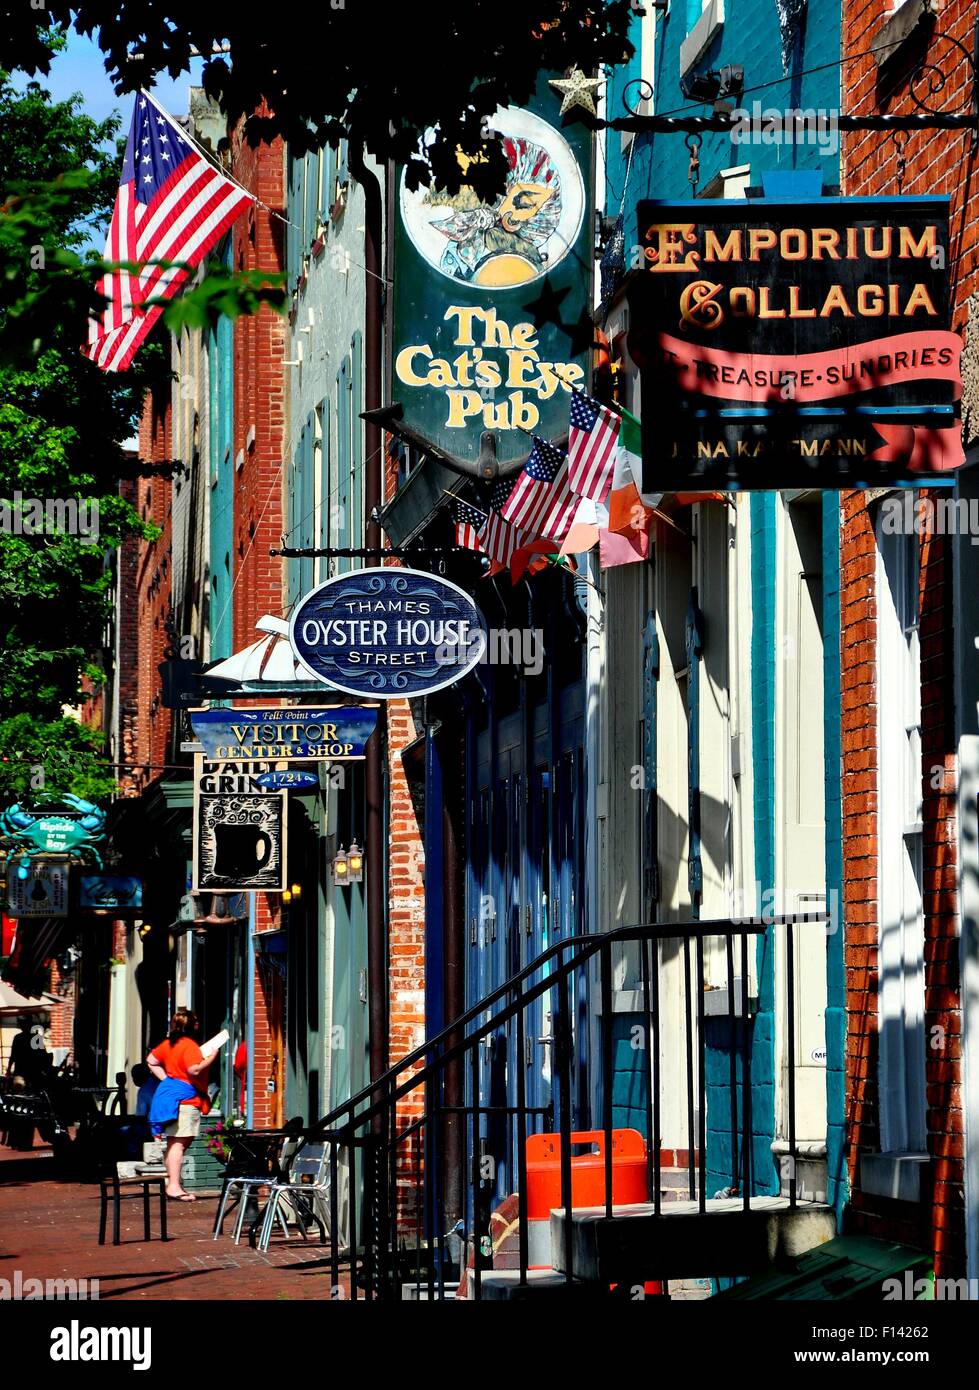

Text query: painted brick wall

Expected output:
[839,0,973,1276]
[606,0,841,246]
[383,441,427,1219]
[842,0,979,330]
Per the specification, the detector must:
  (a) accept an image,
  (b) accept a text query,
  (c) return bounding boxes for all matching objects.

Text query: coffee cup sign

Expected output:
[193,791,287,893]
[290,569,486,698]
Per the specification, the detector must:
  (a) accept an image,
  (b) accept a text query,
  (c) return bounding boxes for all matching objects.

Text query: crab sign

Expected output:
[0,795,107,870]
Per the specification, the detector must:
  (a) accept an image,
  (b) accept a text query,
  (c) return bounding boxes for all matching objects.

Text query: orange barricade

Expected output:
[526,1128,648,1218]
[524,1128,662,1293]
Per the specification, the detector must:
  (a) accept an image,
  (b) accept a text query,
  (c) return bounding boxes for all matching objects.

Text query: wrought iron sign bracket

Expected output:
[361,404,544,482]
[270,545,484,560]
[597,23,979,148]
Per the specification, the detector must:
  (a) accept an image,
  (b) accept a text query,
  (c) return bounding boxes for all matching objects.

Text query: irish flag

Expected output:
[601,407,653,567]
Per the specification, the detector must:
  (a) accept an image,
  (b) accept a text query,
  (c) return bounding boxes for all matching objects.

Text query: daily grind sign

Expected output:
[626,197,963,489]
[393,77,593,461]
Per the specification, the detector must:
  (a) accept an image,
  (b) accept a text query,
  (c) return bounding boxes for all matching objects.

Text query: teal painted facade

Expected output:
[284,137,373,1122]
[823,490,847,1216]
[748,493,780,1196]
[605,0,842,244]
[611,1013,648,1133]
[603,2,846,1217]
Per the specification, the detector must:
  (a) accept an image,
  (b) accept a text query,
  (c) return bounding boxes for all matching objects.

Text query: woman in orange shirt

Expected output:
[146,1009,212,1201]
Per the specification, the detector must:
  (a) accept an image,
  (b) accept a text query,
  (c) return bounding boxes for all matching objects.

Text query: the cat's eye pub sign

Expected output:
[392,76,595,462]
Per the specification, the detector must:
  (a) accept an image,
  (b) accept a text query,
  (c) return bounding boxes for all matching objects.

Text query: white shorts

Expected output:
[163,1105,201,1139]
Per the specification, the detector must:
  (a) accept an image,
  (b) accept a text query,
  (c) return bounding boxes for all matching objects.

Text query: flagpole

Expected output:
[140,87,266,218]
[551,367,625,417]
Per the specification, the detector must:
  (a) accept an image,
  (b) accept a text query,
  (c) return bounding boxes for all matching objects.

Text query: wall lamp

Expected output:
[680,64,744,107]
[331,843,364,887]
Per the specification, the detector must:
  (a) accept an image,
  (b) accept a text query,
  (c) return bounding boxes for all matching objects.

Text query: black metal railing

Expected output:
[300,913,823,1299]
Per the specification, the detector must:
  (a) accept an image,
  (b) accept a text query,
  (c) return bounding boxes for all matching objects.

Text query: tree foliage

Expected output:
[0,73,165,796]
[0,714,118,803]
[1,3,634,193]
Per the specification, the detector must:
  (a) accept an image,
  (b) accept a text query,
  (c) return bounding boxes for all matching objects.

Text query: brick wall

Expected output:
[842,0,979,327]
[229,119,287,653]
[113,477,142,800]
[47,958,75,1052]
[130,388,175,791]
[227,116,287,1131]
[383,442,426,1215]
[840,0,973,1274]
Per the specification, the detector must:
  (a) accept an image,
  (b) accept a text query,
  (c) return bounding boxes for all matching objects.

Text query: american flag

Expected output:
[567,392,620,502]
[85,92,253,372]
[478,476,523,569]
[450,499,487,552]
[500,438,577,541]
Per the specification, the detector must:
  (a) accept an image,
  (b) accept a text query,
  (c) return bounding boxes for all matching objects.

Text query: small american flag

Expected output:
[500,438,577,541]
[476,477,520,568]
[450,499,487,552]
[567,392,620,502]
[85,92,253,372]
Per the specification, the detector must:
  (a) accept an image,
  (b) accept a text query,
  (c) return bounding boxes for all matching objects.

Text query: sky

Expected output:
[14,29,205,144]
[11,30,206,445]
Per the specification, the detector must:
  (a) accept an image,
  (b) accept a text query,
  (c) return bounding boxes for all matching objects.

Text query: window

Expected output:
[335,355,351,573]
[875,514,927,1154]
[316,399,331,584]
[286,149,303,282]
[304,150,320,248]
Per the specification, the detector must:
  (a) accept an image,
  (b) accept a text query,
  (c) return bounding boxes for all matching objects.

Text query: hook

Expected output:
[892,130,909,192]
[685,132,702,193]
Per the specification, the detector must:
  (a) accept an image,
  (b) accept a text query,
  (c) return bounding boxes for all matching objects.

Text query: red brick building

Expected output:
[839,0,976,1275]
[226,120,287,1130]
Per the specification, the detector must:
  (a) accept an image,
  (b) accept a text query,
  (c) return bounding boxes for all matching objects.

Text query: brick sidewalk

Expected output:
[0,1149,345,1300]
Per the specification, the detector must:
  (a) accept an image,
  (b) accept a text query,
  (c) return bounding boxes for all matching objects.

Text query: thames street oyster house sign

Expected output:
[290,569,486,699]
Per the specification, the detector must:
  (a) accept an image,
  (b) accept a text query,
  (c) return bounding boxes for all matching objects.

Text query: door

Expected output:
[776,494,827,1148]
[526,765,553,1116]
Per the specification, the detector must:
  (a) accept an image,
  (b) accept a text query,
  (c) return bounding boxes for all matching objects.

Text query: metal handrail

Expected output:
[313,913,822,1135]
[304,912,823,1301]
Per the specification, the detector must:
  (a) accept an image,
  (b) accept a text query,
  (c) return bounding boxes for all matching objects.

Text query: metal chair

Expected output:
[254,1138,332,1253]
[212,1120,304,1244]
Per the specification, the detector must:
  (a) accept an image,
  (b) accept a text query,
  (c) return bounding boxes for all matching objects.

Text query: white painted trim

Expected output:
[875,517,928,1155]
[954,463,979,1283]
[680,0,724,77]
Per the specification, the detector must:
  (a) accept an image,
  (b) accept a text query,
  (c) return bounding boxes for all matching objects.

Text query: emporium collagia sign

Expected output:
[393,77,593,462]
[625,196,963,488]
[290,569,486,699]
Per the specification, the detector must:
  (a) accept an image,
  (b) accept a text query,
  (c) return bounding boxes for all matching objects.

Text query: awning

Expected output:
[0,978,65,1014]
[204,616,321,686]
[2,918,74,997]
[711,1235,933,1300]
[376,455,468,548]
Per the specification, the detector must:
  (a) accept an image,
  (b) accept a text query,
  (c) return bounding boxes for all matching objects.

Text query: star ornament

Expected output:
[549,67,604,117]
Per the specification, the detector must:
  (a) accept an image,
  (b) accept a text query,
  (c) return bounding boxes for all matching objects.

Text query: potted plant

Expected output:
[203,1115,247,1165]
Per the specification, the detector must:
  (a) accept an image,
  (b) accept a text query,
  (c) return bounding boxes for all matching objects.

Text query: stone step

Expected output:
[467,1269,603,1300]
[551,1195,836,1282]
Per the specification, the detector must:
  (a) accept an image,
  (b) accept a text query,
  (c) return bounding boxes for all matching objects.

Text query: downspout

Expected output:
[349,142,389,1087]
[246,896,256,1128]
